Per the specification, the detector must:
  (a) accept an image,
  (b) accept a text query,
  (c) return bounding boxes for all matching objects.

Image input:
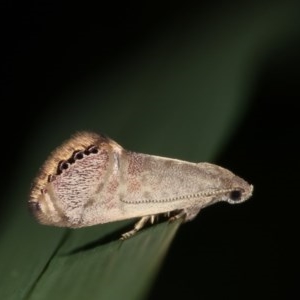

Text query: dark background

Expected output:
[1,1,299,299]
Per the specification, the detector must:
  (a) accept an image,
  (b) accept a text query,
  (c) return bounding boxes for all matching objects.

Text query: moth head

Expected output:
[29,132,122,227]
[224,175,253,205]
[225,179,253,204]
[199,163,253,206]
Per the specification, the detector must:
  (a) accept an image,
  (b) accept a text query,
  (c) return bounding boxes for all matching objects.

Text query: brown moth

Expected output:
[29,132,253,239]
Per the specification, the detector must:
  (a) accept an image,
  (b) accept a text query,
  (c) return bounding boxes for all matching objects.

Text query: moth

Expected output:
[29,132,253,239]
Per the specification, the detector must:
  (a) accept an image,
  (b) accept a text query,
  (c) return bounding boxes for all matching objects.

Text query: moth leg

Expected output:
[164,211,171,218]
[150,214,158,224]
[169,210,187,222]
[170,207,201,222]
[121,216,151,240]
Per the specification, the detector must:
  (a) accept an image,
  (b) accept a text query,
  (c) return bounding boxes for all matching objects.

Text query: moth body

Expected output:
[29,132,253,239]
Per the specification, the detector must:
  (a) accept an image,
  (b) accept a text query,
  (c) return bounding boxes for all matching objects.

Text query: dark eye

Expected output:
[68,157,75,164]
[57,160,69,174]
[87,145,98,154]
[74,151,84,160]
[84,149,91,155]
[229,190,242,201]
[61,162,69,169]
[91,147,98,154]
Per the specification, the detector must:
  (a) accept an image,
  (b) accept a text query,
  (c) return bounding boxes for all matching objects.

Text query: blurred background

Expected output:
[1,0,299,299]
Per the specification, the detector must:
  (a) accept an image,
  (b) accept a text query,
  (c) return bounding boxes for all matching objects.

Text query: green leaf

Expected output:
[28,220,182,300]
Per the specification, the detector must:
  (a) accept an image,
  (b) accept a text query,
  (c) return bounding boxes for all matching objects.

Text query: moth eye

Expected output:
[229,190,242,201]
[57,160,70,174]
